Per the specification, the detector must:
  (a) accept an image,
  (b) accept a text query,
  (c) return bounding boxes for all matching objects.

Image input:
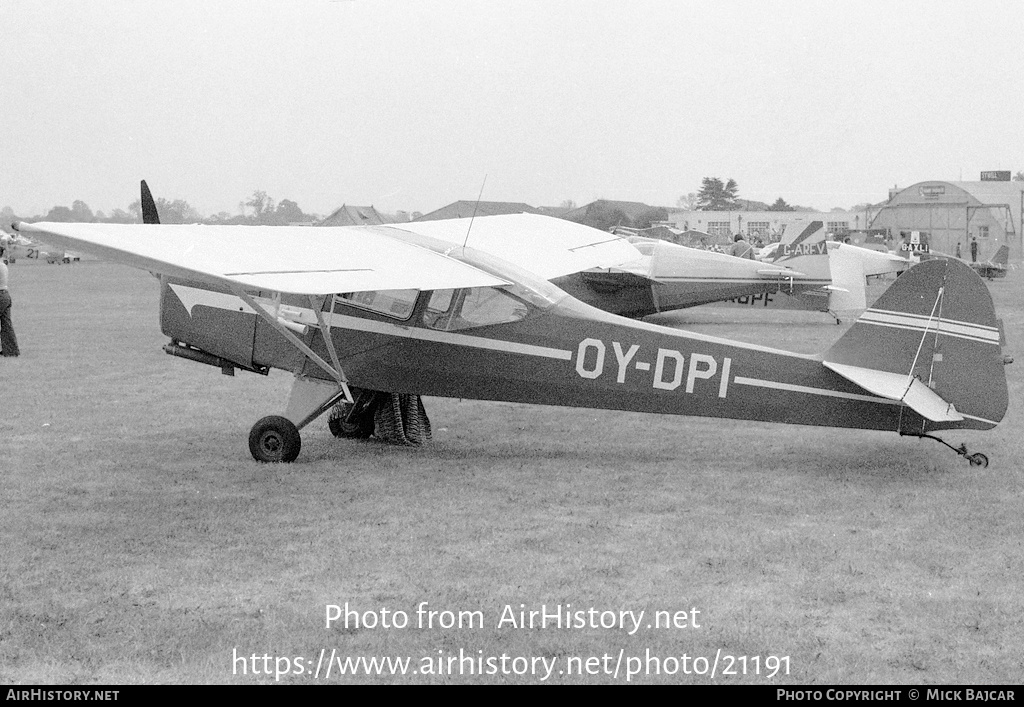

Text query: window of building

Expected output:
[978,226,990,238]
[747,222,770,237]
[422,287,529,331]
[827,221,850,235]
[706,221,731,237]
[335,289,419,320]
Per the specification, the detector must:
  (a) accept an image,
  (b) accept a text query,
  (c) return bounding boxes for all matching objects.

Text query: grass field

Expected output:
[1,259,1020,684]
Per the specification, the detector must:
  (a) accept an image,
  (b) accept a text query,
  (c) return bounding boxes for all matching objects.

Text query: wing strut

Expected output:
[312,295,346,381]
[230,286,354,406]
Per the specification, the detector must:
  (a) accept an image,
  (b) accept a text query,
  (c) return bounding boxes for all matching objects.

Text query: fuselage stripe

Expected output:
[857,317,1000,345]
[862,309,1000,343]
[327,312,573,360]
[733,376,899,405]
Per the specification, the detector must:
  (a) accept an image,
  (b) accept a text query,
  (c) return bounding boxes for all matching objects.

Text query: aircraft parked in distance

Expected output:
[0,231,80,264]
[969,245,1010,280]
[919,244,1010,281]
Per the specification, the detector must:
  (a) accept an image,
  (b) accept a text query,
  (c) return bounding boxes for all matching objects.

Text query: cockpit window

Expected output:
[423,287,530,331]
[335,289,419,320]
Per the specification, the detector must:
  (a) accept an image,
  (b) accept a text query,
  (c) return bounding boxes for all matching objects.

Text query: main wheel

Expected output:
[328,401,375,438]
[328,412,374,438]
[249,415,301,462]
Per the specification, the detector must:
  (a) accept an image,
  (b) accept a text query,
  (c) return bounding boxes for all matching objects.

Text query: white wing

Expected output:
[392,213,643,280]
[16,222,509,295]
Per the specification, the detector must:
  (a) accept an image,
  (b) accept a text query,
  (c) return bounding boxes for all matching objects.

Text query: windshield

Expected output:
[448,244,567,311]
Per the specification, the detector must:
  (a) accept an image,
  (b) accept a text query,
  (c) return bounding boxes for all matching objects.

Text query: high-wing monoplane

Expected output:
[920,244,1011,281]
[546,222,833,319]
[969,245,1011,280]
[15,207,1009,467]
[0,231,80,264]
[742,233,910,319]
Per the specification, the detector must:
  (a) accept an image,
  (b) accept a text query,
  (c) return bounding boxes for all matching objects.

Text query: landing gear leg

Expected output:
[906,432,989,468]
[328,387,380,439]
[247,376,352,462]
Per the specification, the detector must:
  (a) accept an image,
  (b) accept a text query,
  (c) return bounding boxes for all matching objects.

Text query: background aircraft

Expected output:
[919,244,1010,281]
[0,231,80,264]
[16,213,1007,468]
[747,236,909,318]
[970,245,1010,280]
[549,225,831,319]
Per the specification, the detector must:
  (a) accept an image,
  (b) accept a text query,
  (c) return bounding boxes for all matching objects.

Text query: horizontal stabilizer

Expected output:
[823,362,963,422]
[757,268,805,279]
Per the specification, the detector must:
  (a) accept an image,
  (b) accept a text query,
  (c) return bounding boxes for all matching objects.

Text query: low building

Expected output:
[663,208,868,244]
[318,205,393,227]
[414,201,541,221]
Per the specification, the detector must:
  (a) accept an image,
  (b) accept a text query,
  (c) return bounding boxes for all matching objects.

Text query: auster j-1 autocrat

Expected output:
[15,205,1010,466]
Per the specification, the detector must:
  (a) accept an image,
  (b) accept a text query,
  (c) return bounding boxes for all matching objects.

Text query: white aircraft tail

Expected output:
[765,221,831,283]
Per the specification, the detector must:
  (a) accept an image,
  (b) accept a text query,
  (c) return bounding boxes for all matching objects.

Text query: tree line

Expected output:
[678,177,822,212]
[1,191,321,226]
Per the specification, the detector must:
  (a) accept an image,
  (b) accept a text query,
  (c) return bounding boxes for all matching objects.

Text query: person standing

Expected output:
[955,242,962,259]
[730,234,754,259]
[0,244,20,357]
[970,236,978,263]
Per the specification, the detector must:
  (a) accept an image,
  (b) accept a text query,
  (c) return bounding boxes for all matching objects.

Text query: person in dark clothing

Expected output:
[0,245,20,357]
[970,237,978,263]
[730,234,754,259]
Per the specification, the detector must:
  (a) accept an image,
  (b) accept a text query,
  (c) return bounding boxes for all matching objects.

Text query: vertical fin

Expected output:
[824,258,1007,429]
[992,244,1009,266]
[768,221,831,281]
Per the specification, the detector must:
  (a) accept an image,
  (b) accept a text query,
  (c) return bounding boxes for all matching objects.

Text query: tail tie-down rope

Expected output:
[328,393,432,446]
[375,394,432,446]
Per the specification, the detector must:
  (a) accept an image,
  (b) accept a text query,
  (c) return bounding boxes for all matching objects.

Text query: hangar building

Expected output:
[869,180,1023,262]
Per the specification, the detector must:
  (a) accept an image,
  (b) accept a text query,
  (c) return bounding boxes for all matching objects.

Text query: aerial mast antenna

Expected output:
[462,174,488,249]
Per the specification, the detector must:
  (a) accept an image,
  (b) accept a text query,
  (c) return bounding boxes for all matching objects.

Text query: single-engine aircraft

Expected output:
[549,222,834,319]
[742,235,909,319]
[970,245,1011,280]
[918,244,1011,282]
[15,205,1009,467]
[0,231,80,264]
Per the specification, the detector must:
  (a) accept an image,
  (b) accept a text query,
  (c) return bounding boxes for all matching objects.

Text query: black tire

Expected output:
[249,415,301,462]
[327,389,378,439]
[328,412,374,439]
[968,453,989,468]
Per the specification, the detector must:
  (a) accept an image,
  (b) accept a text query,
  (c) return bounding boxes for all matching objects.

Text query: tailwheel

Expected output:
[905,432,991,468]
[249,415,301,462]
[967,452,989,468]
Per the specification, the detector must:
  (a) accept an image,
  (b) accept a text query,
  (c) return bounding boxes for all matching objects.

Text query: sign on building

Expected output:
[980,171,1011,181]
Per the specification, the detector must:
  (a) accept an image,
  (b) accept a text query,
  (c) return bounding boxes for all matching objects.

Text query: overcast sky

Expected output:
[2,0,1021,217]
